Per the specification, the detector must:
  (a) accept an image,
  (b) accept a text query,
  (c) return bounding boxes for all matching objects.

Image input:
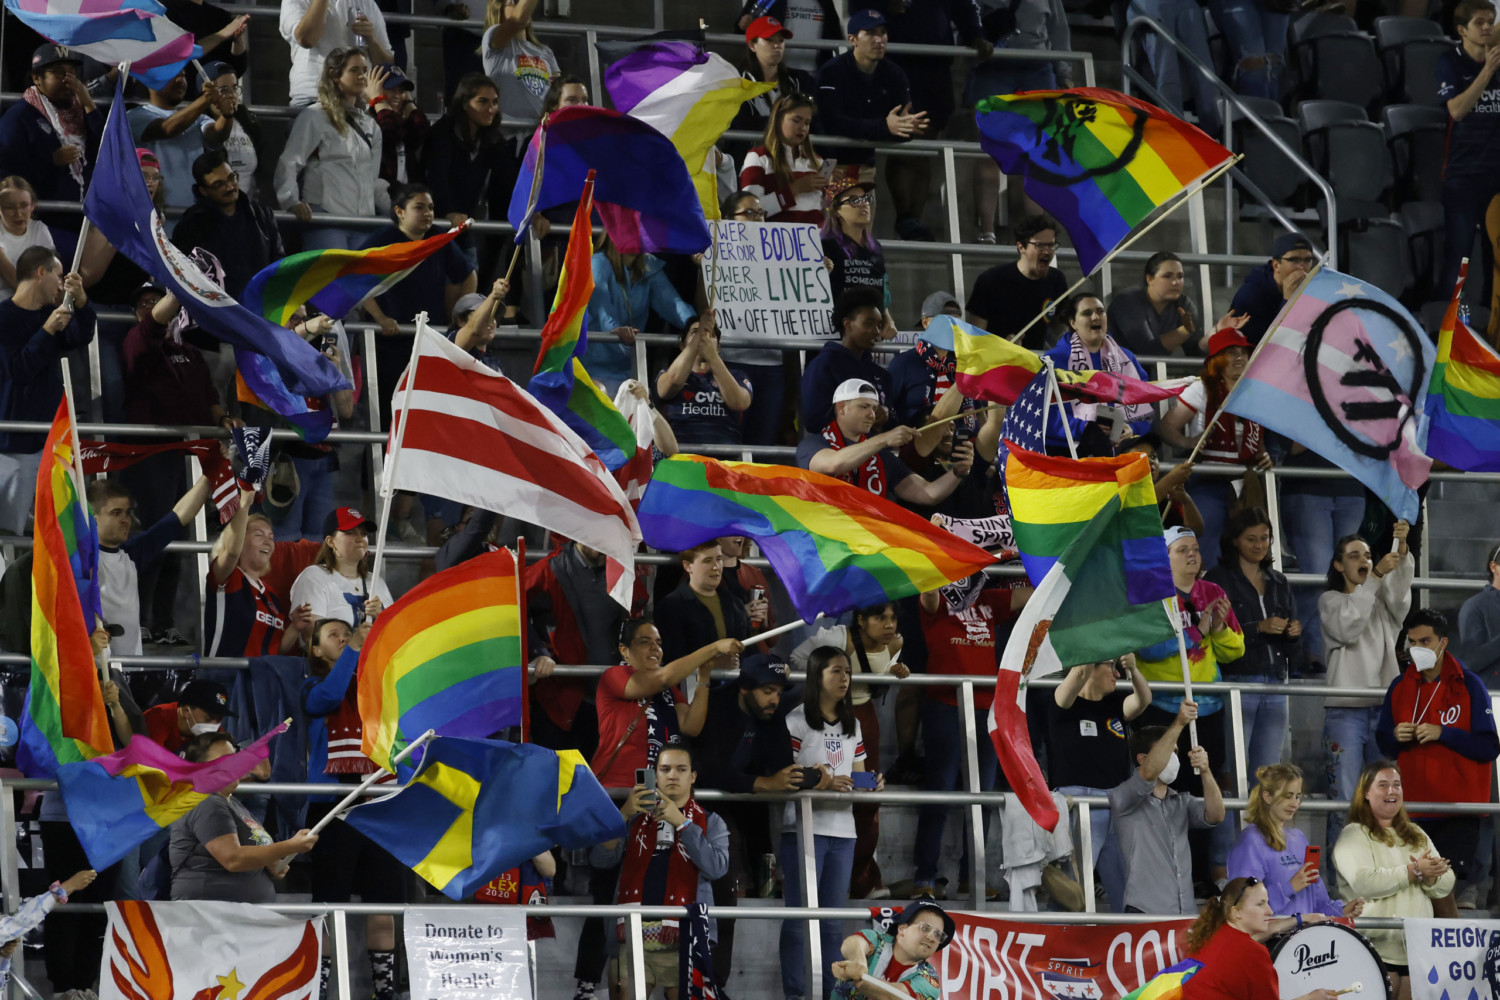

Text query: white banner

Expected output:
[100,900,323,1000]
[405,906,531,1000]
[701,221,834,339]
[1404,916,1500,1000]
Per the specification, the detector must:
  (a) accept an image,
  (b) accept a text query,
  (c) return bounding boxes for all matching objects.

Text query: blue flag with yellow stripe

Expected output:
[342,736,625,900]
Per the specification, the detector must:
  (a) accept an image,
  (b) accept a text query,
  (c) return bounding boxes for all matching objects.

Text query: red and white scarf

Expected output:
[820,422,889,496]
[615,797,709,945]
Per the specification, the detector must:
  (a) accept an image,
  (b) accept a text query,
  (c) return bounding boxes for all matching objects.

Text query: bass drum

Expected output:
[1270,923,1392,1000]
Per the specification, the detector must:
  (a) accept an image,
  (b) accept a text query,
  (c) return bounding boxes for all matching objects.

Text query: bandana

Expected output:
[24,85,86,190]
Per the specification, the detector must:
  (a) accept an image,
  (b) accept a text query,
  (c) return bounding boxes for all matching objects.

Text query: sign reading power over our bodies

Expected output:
[701,221,834,339]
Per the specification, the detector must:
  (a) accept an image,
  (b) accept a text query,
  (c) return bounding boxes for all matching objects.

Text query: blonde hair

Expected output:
[317,47,368,136]
[484,0,540,44]
[1247,763,1303,853]
[762,93,821,190]
[213,512,274,563]
[0,176,38,202]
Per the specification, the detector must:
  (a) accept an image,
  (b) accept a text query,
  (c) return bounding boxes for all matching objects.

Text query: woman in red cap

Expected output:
[1159,323,1269,552]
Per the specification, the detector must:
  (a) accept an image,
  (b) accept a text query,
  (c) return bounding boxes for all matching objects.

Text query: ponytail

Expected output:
[1186,876,1258,953]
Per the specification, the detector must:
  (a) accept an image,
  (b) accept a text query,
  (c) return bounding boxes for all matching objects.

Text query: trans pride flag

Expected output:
[975,89,1231,275]
[1224,268,1433,521]
[2,0,200,90]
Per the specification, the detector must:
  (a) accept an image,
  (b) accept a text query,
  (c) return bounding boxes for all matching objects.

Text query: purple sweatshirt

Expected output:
[1226,824,1345,917]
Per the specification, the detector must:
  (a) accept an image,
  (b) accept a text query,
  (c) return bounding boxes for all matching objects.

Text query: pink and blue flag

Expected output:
[506,105,709,254]
[2,0,201,91]
[1223,268,1433,520]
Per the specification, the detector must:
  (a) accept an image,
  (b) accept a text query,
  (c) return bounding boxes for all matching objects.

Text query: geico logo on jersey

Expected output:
[255,610,285,629]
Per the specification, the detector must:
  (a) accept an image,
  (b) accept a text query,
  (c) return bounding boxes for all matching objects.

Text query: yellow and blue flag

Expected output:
[343,737,625,900]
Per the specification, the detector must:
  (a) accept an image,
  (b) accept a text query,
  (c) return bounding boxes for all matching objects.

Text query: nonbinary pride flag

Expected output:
[1424,262,1500,472]
[975,89,1231,275]
[1223,268,1433,521]
[343,737,625,900]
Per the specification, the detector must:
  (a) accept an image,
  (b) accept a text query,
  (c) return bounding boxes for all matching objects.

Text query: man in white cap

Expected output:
[795,378,969,506]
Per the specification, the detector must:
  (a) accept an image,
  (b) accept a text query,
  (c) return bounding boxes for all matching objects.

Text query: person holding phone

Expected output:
[739,93,829,224]
[780,646,883,1000]
[1227,763,1364,920]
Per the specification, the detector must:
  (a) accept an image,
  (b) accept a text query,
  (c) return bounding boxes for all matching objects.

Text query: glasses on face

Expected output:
[142,170,163,186]
[735,207,767,220]
[910,922,944,939]
[1279,254,1316,268]
[839,194,873,208]
[208,171,239,190]
[1027,241,1058,250]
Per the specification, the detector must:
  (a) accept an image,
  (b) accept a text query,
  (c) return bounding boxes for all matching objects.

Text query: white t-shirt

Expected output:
[128,104,212,209]
[0,220,55,303]
[215,118,259,199]
[481,28,560,139]
[781,0,825,73]
[288,564,394,627]
[1175,379,1248,459]
[784,712,865,838]
[279,0,393,106]
[99,547,142,657]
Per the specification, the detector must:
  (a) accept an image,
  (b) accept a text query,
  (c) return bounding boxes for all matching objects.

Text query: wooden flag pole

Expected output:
[1007,155,1244,346]
[913,403,1002,434]
[369,313,428,589]
[309,727,438,834]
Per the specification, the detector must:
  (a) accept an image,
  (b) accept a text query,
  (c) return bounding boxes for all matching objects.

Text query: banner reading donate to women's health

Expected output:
[868,909,1192,1000]
[701,221,834,338]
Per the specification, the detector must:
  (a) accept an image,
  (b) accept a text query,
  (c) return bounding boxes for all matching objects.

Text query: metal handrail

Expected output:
[1119,15,1339,268]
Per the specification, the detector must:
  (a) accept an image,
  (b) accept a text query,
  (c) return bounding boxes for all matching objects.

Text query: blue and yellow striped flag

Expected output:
[343,737,625,899]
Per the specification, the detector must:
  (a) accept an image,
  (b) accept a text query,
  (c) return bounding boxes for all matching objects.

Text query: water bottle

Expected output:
[1459,301,1472,329]
[746,0,774,20]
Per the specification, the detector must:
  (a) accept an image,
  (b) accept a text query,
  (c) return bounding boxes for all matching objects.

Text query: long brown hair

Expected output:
[1347,759,1425,848]
[317,47,368,136]
[600,234,646,286]
[762,93,821,189]
[1186,877,1259,953]
[1247,763,1302,852]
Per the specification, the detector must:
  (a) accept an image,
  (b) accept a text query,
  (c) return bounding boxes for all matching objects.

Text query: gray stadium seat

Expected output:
[1400,200,1446,302]
[1383,104,1448,203]
[1393,37,1455,105]
[1301,32,1386,110]
[1299,101,1394,209]
[1345,214,1414,301]
[1230,99,1305,208]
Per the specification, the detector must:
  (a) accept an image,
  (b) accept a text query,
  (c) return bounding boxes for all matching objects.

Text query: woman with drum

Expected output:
[1181,876,1341,1000]
[1228,763,1366,920]
[1334,761,1455,1000]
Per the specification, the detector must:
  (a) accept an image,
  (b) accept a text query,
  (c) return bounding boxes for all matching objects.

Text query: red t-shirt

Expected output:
[591,664,683,789]
[884,957,913,982]
[1181,926,1278,1000]
[919,589,1018,710]
[144,702,183,752]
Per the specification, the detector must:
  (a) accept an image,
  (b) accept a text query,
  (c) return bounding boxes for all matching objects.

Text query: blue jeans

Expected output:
[1204,0,1289,100]
[1058,784,1127,911]
[779,831,855,1000]
[1235,674,1289,784]
[1127,0,1223,135]
[275,453,335,541]
[1189,476,1235,557]
[965,59,1057,107]
[1323,706,1383,847]
[1280,491,1365,666]
[736,361,786,447]
[914,699,999,881]
[302,222,368,253]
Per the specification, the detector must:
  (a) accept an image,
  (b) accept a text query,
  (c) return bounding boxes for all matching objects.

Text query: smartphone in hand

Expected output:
[851,771,878,790]
[1304,844,1321,876]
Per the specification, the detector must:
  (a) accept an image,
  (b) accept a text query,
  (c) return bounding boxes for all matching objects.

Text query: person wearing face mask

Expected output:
[1376,608,1499,912]
[143,679,235,753]
[1108,701,1225,914]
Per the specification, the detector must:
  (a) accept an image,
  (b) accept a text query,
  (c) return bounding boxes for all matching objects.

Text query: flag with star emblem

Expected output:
[101,899,322,1000]
[342,736,625,900]
[1222,267,1433,521]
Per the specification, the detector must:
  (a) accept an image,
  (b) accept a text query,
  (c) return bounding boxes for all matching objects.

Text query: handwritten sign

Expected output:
[702,221,834,339]
[405,907,531,1000]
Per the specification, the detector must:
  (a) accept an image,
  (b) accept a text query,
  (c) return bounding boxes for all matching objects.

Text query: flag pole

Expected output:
[61,356,105,679]
[1043,359,1078,459]
[506,112,551,286]
[1164,596,1201,774]
[308,727,437,835]
[516,536,531,744]
[369,313,428,589]
[1184,255,1328,465]
[913,402,1002,434]
[1008,155,1243,346]
[743,613,824,648]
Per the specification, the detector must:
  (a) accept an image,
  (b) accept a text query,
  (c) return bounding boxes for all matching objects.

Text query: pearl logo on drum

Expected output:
[1292,941,1340,975]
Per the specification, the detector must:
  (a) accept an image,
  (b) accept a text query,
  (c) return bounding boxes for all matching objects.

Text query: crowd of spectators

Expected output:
[1,2,1500,999]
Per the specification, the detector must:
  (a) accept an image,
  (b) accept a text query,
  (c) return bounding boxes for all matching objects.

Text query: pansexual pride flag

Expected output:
[18,398,107,779]
[638,455,995,621]
[1425,262,1500,472]
[1223,267,1433,521]
[2,0,201,90]
[975,89,1232,275]
[527,173,641,472]
[358,548,526,776]
[603,41,774,220]
[506,106,709,254]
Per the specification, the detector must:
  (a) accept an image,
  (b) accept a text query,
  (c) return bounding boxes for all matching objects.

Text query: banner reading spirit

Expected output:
[701,221,834,339]
[868,908,1194,1000]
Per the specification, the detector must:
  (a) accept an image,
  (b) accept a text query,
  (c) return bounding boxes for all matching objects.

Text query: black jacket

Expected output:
[420,114,519,221]
[848,0,983,45]
[693,681,796,794]
[1203,561,1298,680]
[657,577,753,669]
[171,192,285,299]
[737,0,844,64]
[814,51,912,165]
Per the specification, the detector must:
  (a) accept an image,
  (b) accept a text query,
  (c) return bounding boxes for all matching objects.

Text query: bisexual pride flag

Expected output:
[2,0,200,90]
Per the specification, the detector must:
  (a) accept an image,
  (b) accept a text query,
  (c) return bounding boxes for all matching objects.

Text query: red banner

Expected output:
[78,439,240,523]
[869,909,1194,1000]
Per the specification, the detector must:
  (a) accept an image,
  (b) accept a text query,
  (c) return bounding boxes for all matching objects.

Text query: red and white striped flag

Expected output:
[387,323,642,607]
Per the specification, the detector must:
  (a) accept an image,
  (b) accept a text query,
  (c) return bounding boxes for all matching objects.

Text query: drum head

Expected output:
[1270,923,1392,1000]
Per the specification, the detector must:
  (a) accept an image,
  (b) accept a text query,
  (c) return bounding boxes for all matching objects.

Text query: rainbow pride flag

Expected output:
[1120,959,1204,1000]
[235,356,334,442]
[1425,262,1500,471]
[17,398,109,779]
[528,173,641,471]
[975,89,1232,275]
[638,455,996,620]
[57,723,289,870]
[358,548,526,776]
[947,315,1193,405]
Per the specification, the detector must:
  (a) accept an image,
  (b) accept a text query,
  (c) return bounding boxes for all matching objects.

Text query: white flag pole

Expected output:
[308,728,437,835]
[1164,596,1201,774]
[369,313,427,589]
[1042,358,1078,460]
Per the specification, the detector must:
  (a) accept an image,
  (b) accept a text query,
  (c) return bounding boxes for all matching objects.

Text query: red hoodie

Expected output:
[1377,650,1499,814]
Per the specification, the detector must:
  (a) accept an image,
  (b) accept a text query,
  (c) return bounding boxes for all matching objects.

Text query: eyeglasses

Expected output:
[1279,254,1316,268]
[1229,876,1260,908]
[735,207,767,220]
[1027,241,1059,250]
[207,171,239,190]
[838,194,874,208]
[910,922,944,938]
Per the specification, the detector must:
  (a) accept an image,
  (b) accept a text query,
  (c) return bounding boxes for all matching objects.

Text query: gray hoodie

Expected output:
[1319,553,1413,708]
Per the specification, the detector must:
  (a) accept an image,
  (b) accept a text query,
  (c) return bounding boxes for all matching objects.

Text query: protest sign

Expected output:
[405,907,531,1000]
[702,221,834,340]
